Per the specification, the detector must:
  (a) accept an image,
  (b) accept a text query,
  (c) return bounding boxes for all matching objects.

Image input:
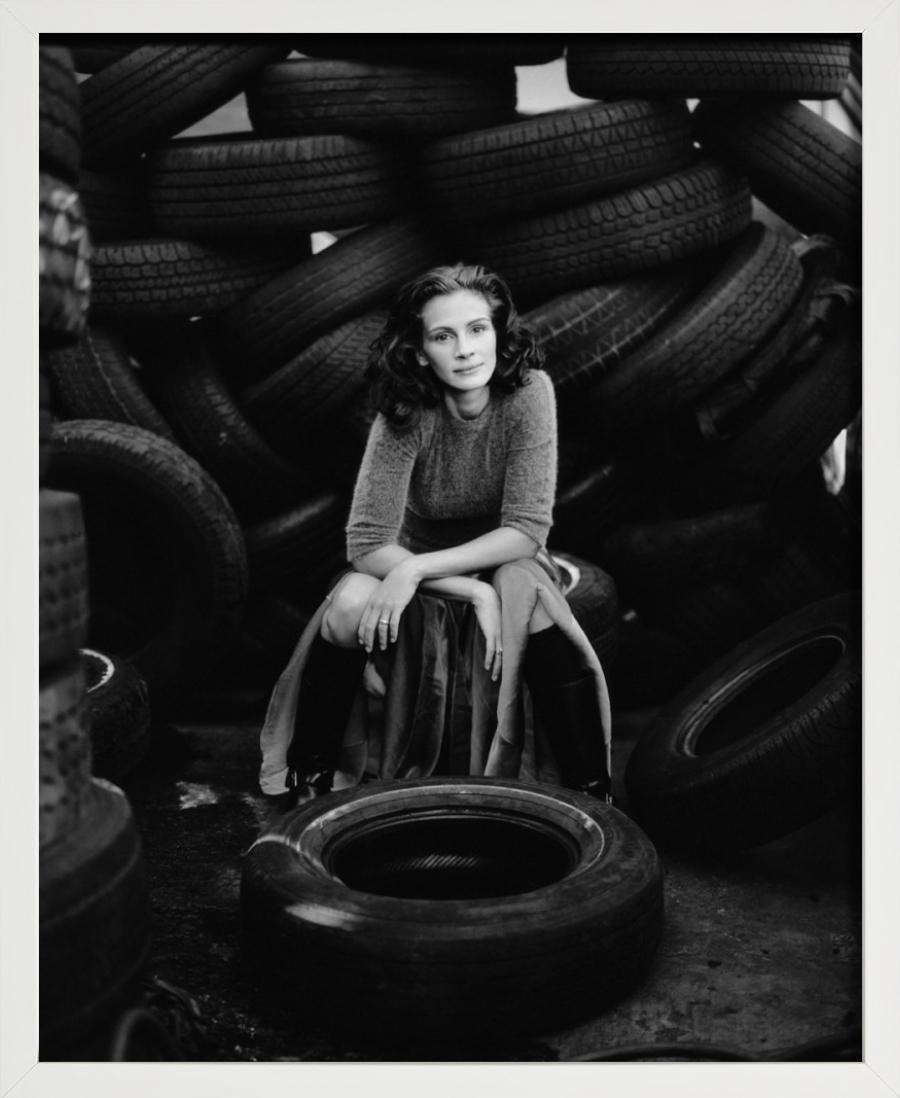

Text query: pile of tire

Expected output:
[39,46,152,1059]
[40,35,860,737]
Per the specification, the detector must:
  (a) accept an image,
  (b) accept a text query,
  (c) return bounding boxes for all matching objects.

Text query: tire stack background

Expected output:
[39,45,151,1061]
[39,34,861,732]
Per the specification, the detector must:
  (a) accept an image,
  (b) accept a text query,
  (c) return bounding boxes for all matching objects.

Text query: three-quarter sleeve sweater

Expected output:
[346,369,557,563]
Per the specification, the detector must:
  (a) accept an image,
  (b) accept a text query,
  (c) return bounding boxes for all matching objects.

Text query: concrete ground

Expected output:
[118,702,861,1063]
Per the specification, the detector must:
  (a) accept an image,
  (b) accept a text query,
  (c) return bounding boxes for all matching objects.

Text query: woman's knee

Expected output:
[492,559,555,633]
[321,573,379,645]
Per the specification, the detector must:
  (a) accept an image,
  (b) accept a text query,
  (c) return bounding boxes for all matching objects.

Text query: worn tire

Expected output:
[421,99,693,222]
[77,165,151,243]
[526,259,711,395]
[147,134,408,240]
[240,311,387,457]
[586,222,804,440]
[567,36,851,99]
[79,43,289,167]
[247,58,517,140]
[40,779,151,1059]
[39,47,81,184]
[39,660,93,850]
[81,648,152,783]
[693,98,861,253]
[131,319,316,522]
[40,489,90,670]
[47,420,248,709]
[89,237,304,320]
[468,159,752,304]
[215,219,439,381]
[43,325,175,440]
[241,777,662,1042]
[40,174,92,349]
[625,593,861,851]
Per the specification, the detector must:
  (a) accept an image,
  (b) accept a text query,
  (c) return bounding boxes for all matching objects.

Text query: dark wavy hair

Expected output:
[366,262,545,428]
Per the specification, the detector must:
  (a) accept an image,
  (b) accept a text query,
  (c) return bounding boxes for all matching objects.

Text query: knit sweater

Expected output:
[346,369,557,563]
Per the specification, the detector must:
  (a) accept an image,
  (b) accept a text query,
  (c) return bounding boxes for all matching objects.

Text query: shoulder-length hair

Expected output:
[366,262,544,429]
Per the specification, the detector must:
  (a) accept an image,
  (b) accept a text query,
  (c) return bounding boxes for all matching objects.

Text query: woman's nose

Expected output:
[456,340,473,358]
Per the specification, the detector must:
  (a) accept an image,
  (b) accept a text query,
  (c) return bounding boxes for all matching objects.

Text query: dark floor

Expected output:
[114,699,862,1063]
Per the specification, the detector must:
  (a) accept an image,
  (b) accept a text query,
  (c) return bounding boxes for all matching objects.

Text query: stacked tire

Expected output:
[41,36,860,739]
[39,46,152,1059]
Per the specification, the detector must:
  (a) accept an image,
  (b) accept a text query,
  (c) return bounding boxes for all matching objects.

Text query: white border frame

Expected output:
[3,4,898,1096]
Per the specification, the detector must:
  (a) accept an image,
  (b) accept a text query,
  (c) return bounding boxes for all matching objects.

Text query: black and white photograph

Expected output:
[3,1,899,1093]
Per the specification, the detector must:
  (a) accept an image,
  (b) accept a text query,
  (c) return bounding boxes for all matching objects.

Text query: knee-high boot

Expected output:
[285,633,367,795]
[522,624,611,800]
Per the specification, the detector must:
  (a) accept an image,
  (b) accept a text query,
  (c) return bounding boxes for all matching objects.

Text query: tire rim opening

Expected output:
[695,635,846,755]
[328,811,578,900]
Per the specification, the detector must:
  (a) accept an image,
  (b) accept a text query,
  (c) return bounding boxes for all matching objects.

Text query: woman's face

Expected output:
[417,290,498,397]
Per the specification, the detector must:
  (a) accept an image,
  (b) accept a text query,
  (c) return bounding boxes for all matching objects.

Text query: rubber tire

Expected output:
[598,502,788,604]
[215,219,440,381]
[39,174,92,350]
[566,36,851,99]
[40,489,90,670]
[551,552,619,670]
[89,237,305,320]
[689,310,861,501]
[239,310,387,458]
[420,99,693,222]
[246,58,517,140]
[43,325,176,441]
[81,648,152,783]
[241,777,663,1043]
[79,43,290,167]
[295,33,564,69]
[692,98,861,252]
[47,420,248,709]
[586,222,804,440]
[39,660,93,850]
[40,779,151,1059]
[146,134,408,240]
[525,258,712,396]
[468,158,752,304]
[624,593,861,852]
[39,47,81,184]
[77,165,152,244]
[130,319,316,522]
[242,490,350,610]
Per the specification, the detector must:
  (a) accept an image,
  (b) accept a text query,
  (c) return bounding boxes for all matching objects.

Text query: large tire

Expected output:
[215,219,439,381]
[239,311,387,458]
[40,779,151,1059]
[566,36,851,99]
[586,222,804,440]
[130,320,316,522]
[43,325,176,440]
[147,134,408,240]
[79,43,289,167]
[89,237,305,320]
[247,58,517,140]
[693,99,862,254]
[525,259,711,396]
[81,648,152,783]
[420,99,693,222]
[47,420,248,709]
[689,310,861,501]
[241,777,663,1043]
[468,159,752,304]
[624,593,861,852]
[39,47,81,184]
[39,660,93,850]
[295,34,564,69]
[40,489,90,670]
[40,174,92,349]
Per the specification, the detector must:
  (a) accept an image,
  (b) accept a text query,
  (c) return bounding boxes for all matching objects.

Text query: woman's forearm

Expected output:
[354,527,537,585]
[352,546,490,605]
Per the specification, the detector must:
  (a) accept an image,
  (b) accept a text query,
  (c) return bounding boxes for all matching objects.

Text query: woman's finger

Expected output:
[492,643,503,682]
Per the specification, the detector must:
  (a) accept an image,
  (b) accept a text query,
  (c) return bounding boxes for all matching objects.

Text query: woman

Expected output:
[258,263,612,804]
